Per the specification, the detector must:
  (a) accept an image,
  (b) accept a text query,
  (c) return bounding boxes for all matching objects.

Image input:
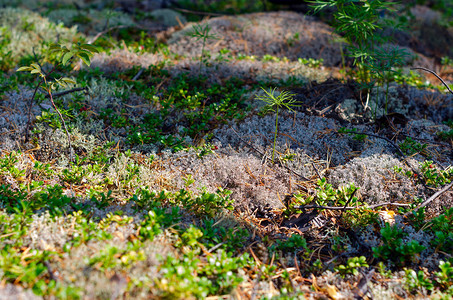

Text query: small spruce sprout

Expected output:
[185,23,218,74]
[256,87,299,163]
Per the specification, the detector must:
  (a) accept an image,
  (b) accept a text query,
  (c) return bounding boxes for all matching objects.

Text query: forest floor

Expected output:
[0,0,453,299]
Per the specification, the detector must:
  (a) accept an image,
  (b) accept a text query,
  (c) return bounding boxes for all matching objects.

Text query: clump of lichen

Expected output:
[47,8,136,35]
[149,9,187,27]
[0,7,81,70]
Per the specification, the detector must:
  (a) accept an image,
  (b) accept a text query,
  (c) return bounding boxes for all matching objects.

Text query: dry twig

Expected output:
[404,181,453,217]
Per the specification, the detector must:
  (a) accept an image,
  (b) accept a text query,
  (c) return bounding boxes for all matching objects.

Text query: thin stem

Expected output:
[25,67,56,142]
[47,86,73,161]
[272,106,279,164]
[385,80,389,114]
[199,39,205,74]
[25,78,43,142]
[411,67,453,95]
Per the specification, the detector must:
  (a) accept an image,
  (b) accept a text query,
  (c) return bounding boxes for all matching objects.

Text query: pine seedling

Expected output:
[185,23,218,74]
[256,87,299,163]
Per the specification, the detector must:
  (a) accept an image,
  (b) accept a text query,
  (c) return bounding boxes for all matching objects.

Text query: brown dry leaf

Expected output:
[323,283,340,300]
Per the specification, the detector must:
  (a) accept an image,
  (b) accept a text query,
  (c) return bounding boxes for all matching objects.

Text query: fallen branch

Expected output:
[173,7,226,17]
[44,87,88,98]
[294,202,410,211]
[88,25,130,44]
[25,77,45,142]
[404,181,453,217]
[411,67,453,95]
[132,68,145,81]
[44,261,57,281]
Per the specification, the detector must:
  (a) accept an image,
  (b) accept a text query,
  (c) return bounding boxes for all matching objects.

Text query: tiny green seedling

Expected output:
[17,43,99,160]
[335,256,369,277]
[256,87,299,163]
[185,23,218,74]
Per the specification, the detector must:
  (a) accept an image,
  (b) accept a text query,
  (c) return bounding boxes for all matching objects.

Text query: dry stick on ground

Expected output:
[411,67,453,95]
[402,67,453,216]
[173,7,225,17]
[44,261,57,281]
[88,25,130,44]
[404,181,453,218]
[47,86,73,161]
[132,68,145,81]
[44,87,88,98]
[293,202,410,211]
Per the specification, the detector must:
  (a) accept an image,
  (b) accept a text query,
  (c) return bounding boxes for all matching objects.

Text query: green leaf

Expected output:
[16,66,32,72]
[77,53,91,66]
[61,51,74,66]
[48,44,62,52]
[61,77,76,85]
[80,44,99,53]
[30,63,41,71]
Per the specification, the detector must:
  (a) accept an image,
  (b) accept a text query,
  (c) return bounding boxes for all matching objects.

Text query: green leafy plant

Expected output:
[338,127,367,141]
[435,260,453,291]
[373,223,425,266]
[17,43,99,159]
[271,234,308,252]
[405,268,434,294]
[419,161,453,187]
[399,137,428,156]
[256,88,299,163]
[286,32,300,47]
[365,45,409,113]
[335,256,369,277]
[315,177,360,207]
[174,187,234,219]
[377,261,392,278]
[298,57,324,68]
[310,0,390,80]
[437,129,453,141]
[200,219,249,253]
[427,208,453,252]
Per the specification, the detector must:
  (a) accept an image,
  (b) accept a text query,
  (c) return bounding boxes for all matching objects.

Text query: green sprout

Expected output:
[185,23,218,74]
[335,256,369,277]
[256,87,299,163]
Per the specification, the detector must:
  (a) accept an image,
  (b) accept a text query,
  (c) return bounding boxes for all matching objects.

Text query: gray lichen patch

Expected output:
[213,110,355,167]
[328,154,422,205]
[168,11,346,66]
[89,50,165,73]
[0,7,81,68]
[336,85,410,123]
[47,8,136,35]
[149,9,187,27]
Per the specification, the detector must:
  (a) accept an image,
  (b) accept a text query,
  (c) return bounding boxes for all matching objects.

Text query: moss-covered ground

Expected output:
[0,0,453,299]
